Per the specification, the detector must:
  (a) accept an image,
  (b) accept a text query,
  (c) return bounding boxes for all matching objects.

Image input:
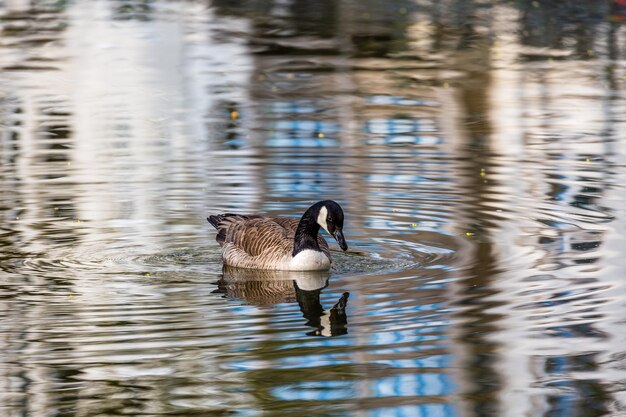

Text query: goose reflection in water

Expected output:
[213,267,349,337]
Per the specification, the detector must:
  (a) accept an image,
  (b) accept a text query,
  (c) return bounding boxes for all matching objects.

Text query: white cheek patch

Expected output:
[317,206,329,233]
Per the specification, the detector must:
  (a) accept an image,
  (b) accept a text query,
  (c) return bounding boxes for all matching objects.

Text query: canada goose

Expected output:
[207,200,348,271]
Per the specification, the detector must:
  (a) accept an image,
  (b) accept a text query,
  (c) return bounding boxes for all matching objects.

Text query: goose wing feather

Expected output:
[227,217,294,257]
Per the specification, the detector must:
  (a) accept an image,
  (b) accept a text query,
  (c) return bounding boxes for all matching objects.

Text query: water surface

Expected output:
[1,1,626,416]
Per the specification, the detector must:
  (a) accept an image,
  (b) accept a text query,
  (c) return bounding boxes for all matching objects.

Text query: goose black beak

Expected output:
[333,229,348,251]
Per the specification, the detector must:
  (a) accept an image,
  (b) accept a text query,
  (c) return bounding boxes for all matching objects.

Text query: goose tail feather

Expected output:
[207,215,224,229]
[207,213,251,245]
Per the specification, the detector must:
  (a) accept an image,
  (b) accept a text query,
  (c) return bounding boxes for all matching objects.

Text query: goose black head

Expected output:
[315,200,348,251]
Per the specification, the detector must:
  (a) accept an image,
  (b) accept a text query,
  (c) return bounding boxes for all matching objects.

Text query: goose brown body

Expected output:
[209,214,331,270]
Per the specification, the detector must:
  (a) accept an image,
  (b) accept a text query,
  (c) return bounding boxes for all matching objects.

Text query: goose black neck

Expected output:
[292,207,322,257]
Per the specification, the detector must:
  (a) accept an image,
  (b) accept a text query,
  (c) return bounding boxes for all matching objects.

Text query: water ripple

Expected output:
[0,1,625,417]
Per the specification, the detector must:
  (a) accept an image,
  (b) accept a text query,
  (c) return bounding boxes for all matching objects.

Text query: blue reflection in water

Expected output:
[365,118,442,146]
[364,113,444,146]
[367,95,439,107]
[273,380,355,401]
[370,404,457,417]
[273,373,453,400]
[267,120,339,147]
[372,373,453,397]
[225,290,456,413]
[372,354,452,369]
[272,100,322,114]
[367,135,443,146]
[268,171,331,193]
[366,119,437,134]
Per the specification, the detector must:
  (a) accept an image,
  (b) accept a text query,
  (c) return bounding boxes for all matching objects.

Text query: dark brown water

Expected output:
[1,1,626,416]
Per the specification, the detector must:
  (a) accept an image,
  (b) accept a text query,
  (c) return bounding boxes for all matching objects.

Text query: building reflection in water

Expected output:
[0,0,625,416]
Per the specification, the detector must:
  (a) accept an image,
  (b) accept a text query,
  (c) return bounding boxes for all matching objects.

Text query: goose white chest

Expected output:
[288,249,331,271]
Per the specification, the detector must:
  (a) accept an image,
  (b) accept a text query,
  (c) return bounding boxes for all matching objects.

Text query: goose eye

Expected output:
[327,216,332,223]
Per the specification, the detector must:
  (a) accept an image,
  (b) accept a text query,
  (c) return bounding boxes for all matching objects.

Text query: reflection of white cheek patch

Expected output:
[317,206,329,233]
[320,310,332,337]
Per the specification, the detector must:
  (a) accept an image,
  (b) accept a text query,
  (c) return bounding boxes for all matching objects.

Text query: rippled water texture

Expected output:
[1,1,626,416]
